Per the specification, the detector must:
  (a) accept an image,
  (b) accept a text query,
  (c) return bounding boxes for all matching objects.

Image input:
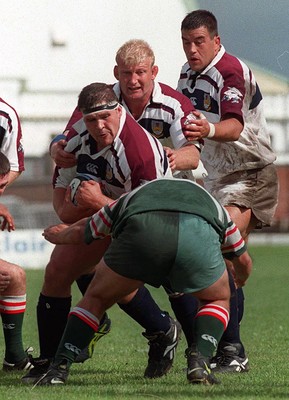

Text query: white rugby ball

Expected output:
[69,174,92,205]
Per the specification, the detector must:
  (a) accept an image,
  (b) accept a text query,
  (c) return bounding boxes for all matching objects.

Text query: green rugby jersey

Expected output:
[85,178,246,258]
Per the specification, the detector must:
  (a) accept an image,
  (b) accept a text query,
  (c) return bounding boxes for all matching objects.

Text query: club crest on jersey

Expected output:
[222,87,243,103]
[190,97,197,106]
[203,93,211,111]
[151,120,164,137]
[105,163,113,182]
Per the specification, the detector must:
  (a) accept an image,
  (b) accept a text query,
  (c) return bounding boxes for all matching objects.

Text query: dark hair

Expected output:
[0,152,10,176]
[78,83,118,111]
[181,9,218,38]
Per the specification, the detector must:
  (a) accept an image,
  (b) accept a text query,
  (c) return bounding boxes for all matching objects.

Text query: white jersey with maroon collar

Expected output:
[113,81,199,150]
[0,98,24,172]
[177,45,276,180]
[54,106,172,200]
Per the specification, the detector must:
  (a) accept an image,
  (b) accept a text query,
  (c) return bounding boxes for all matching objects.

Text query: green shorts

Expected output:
[104,211,226,293]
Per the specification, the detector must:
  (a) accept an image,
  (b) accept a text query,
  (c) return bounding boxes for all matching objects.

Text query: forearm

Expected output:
[8,171,22,185]
[43,218,88,245]
[53,187,94,223]
[174,145,200,170]
[232,251,253,287]
[57,220,87,244]
[184,115,243,143]
[209,117,243,142]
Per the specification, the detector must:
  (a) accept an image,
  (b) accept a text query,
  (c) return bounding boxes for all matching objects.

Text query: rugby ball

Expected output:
[69,174,93,205]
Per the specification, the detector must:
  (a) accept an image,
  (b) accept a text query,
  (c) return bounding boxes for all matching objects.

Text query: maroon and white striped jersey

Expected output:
[0,98,24,172]
[54,106,172,200]
[177,45,276,180]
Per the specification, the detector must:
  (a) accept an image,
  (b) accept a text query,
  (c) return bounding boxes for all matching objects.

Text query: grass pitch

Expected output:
[0,245,288,399]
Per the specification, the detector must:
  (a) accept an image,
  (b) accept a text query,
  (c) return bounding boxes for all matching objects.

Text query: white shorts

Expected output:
[204,164,279,227]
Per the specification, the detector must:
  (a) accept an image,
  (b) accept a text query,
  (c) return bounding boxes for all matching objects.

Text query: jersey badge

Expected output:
[151,120,164,137]
[105,163,114,183]
[203,93,211,111]
[222,87,243,103]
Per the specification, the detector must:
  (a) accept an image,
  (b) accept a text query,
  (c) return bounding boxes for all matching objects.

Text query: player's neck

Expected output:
[123,95,150,120]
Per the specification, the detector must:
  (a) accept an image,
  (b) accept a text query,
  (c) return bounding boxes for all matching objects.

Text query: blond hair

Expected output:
[115,39,155,67]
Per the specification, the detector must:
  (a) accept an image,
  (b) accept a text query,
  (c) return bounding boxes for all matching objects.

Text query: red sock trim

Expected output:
[197,304,229,329]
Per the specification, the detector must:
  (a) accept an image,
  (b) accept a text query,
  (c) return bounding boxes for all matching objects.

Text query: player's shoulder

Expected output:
[216,50,250,78]
[157,82,194,109]
[123,112,147,133]
[0,97,19,119]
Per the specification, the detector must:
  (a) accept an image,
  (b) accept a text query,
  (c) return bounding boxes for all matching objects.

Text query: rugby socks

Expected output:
[220,273,246,357]
[37,293,71,359]
[118,285,171,333]
[237,287,245,322]
[54,307,99,366]
[76,273,107,327]
[76,273,94,295]
[0,295,26,363]
[169,294,199,346]
[195,304,229,357]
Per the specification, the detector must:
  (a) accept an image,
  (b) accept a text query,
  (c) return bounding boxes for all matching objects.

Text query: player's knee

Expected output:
[44,258,75,289]
[6,263,26,292]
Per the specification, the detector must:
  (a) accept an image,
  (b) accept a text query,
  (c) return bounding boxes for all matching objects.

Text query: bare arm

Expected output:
[230,251,253,288]
[8,170,22,185]
[164,144,200,172]
[43,219,88,244]
[74,181,113,210]
[184,111,243,142]
[0,203,15,231]
[53,187,95,224]
[50,139,77,168]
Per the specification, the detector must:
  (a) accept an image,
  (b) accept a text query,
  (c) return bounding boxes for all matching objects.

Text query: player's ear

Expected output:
[113,65,119,80]
[152,65,158,80]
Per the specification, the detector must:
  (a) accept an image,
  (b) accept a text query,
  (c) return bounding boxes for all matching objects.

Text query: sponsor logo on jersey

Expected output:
[222,87,243,103]
[86,163,99,176]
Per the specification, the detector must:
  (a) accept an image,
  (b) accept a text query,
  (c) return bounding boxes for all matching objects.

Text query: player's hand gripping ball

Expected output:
[69,174,92,205]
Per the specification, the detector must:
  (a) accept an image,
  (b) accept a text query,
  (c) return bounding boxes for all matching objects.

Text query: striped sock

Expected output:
[54,306,99,365]
[0,295,26,363]
[195,303,229,357]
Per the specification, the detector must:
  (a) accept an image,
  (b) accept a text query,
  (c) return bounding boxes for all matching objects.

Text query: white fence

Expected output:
[0,229,54,269]
[0,229,288,270]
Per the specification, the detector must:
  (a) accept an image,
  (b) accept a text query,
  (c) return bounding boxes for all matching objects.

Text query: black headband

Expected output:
[82,101,119,115]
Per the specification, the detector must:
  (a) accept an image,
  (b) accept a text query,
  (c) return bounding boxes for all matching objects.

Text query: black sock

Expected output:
[118,286,170,333]
[169,294,199,347]
[220,272,245,356]
[237,287,244,323]
[76,273,94,295]
[37,294,71,359]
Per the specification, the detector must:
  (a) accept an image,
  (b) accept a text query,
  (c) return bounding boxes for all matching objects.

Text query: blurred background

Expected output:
[1,0,288,267]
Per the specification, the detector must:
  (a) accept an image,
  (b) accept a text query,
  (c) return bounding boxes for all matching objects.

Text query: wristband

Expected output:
[207,123,215,138]
[49,134,67,153]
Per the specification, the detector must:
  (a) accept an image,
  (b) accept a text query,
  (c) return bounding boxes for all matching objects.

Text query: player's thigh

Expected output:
[193,269,230,307]
[44,237,111,283]
[79,258,143,316]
